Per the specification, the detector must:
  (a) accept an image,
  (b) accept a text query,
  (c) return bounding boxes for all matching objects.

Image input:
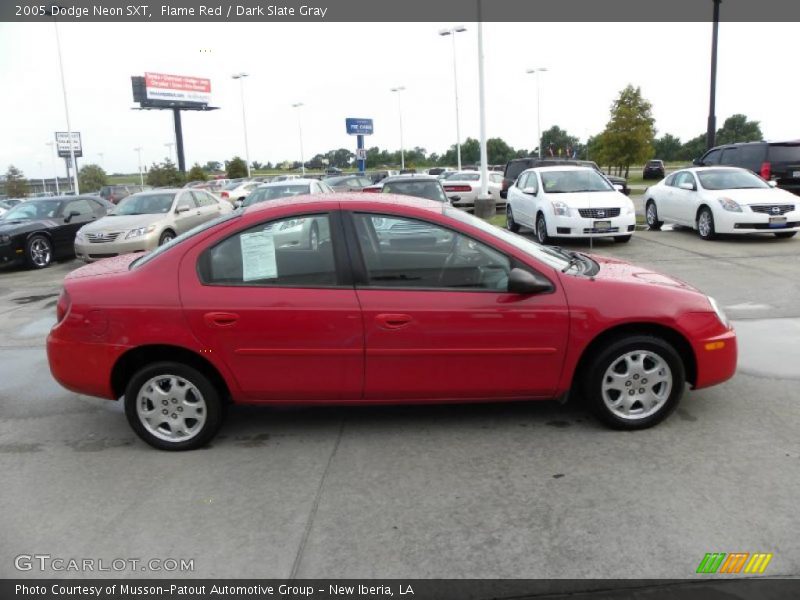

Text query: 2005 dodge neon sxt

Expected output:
[47,194,737,450]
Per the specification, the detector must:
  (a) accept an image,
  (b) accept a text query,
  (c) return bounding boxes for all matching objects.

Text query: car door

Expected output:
[173,191,203,232]
[53,198,97,257]
[670,172,699,225]
[346,211,569,401]
[179,210,363,401]
[513,172,539,227]
[192,191,221,222]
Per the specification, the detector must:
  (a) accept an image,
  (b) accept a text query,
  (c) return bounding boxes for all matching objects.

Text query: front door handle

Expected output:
[375,313,413,330]
[204,312,240,328]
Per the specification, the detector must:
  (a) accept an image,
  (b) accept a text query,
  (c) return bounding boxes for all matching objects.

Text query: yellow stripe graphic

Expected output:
[744,553,773,574]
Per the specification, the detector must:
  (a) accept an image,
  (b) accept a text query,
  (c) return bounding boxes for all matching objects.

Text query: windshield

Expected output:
[244,185,311,207]
[697,169,769,190]
[447,173,480,182]
[382,181,447,202]
[2,200,61,220]
[444,207,571,271]
[112,193,175,215]
[541,169,613,193]
[223,181,243,190]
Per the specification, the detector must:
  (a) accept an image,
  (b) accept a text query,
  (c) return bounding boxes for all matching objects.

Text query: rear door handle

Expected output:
[375,313,413,330]
[204,312,240,328]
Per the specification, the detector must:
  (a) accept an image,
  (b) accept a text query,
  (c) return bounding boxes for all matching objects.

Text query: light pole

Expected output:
[232,73,251,177]
[706,0,722,150]
[51,15,79,194]
[390,86,406,170]
[165,142,175,163]
[38,161,46,195]
[134,147,144,185]
[526,67,548,158]
[97,152,104,169]
[291,102,305,176]
[439,25,467,171]
[45,141,60,195]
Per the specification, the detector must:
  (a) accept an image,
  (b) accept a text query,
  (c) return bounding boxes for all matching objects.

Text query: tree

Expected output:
[203,160,222,172]
[540,126,580,158]
[486,138,516,165]
[225,156,248,179]
[4,165,29,197]
[653,134,683,162]
[146,159,184,187]
[186,163,208,182]
[596,85,656,177]
[715,114,763,146]
[78,164,107,192]
[680,133,710,162]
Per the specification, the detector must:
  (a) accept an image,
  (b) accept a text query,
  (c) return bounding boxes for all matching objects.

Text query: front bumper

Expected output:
[74,235,159,263]
[0,242,24,265]
[547,213,636,238]
[713,209,800,234]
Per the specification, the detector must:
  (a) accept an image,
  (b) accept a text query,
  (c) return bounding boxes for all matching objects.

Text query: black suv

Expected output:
[694,141,800,196]
[643,159,665,180]
[501,157,629,199]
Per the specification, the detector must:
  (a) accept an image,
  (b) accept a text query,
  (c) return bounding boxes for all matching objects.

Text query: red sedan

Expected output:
[47,195,737,450]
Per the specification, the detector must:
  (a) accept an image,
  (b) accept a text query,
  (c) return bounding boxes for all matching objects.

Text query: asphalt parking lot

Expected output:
[1,216,798,582]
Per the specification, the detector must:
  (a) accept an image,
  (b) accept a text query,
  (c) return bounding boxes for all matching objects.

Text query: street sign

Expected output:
[346,118,374,136]
[55,132,83,158]
[355,148,367,161]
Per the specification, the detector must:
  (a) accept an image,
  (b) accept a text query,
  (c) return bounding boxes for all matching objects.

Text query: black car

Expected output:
[0,196,113,269]
[501,157,630,198]
[694,140,800,196]
[643,159,666,180]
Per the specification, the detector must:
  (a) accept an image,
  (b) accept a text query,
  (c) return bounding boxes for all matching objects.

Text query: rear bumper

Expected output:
[47,333,125,399]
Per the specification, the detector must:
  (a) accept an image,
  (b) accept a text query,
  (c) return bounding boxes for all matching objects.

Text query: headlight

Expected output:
[707,296,730,329]
[75,230,85,241]
[551,201,569,217]
[125,225,156,239]
[0,234,11,245]
[717,197,742,212]
[625,200,635,215]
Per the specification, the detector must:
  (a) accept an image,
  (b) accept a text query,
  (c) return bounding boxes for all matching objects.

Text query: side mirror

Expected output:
[176,205,190,214]
[522,187,538,196]
[767,180,778,188]
[678,182,696,191]
[613,184,624,192]
[507,268,553,295]
[64,210,80,223]
[692,158,703,166]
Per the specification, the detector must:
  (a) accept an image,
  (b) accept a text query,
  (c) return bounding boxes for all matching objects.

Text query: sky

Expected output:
[1,21,799,178]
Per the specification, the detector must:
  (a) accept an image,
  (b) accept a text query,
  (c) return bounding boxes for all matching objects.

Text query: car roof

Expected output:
[259,178,318,187]
[685,166,749,173]
[381,175,439,183]
[242,193,448,217]
[528,165,595,172]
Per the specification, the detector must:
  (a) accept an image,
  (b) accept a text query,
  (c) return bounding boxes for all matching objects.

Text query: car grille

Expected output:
[86,232,123,243]
[578,208,621,218]
[582,227,620,234]
[750,205,794,215]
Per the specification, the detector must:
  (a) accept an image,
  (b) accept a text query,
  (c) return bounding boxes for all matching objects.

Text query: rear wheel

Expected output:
[124,361,225,451]
[25,234,52,269]
[645,201,662,230]
[775,231,797,239]
[535,212,551,245]
[159,230,175,246]
[506,206,520,233]
[583,335,685,430]
[697,207,716,240]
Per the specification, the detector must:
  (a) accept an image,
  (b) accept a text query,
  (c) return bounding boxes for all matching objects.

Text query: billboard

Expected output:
[144,72,211,106]
[346,118,374,135]
[55,132,82,158]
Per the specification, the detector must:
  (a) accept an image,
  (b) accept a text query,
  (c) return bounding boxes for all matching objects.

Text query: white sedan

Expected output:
[644,166,799,240]
[219,181,261,205]
[441,171,504,210]
[506,166,636,244]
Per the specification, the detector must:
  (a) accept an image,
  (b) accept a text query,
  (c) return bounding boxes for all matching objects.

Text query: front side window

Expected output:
[64,199,94,216]
[352,213,511,291]
[703,149,723,165]
[199,214,337,287]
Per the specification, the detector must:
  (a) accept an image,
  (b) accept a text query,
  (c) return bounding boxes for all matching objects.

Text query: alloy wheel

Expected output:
[135,375,207,442]
[600,350,673,420]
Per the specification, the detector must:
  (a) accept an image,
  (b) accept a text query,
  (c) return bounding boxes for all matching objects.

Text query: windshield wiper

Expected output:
[561,250,584,273]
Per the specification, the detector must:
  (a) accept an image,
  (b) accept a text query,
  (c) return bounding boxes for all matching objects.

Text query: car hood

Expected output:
[708,187,797,205]
[588,254,700,292]
[546,190,630,208]
[80,213,168,233]
[0,218,58,234]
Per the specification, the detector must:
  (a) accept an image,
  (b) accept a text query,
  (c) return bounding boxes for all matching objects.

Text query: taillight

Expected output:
[760,162,771,180]
[363,187,381,193]
[445,185,472,193]
[221,191,229,199]
[56,289,70,323]
[501,180,510,191]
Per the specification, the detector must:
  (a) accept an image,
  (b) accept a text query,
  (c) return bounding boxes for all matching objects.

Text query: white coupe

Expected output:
[644,166,799,240]
[506,166,636,244]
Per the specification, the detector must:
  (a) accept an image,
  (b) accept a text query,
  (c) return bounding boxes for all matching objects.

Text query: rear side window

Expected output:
[198,214,337,287]
[768,144,800,163]
[735,144,766,172]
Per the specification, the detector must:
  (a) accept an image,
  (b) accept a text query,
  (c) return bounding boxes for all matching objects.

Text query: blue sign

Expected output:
[346,118,374,136]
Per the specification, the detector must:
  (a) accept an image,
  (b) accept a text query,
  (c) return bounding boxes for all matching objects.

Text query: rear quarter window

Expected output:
[767,144,800,164]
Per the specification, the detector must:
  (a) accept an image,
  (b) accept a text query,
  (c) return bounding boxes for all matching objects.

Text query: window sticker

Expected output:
[240,230,277,281]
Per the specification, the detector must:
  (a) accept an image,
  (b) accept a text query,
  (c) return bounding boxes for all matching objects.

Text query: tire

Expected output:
[506,205,520,233]
[645,201,662,230]
[614,235,632,243]
[583,335,685,430]
[309,222,320,250]
[159,230,175,246]
[535,212,552,245]
[697,207,716,240]
[774,231,796,239]
[124,362,225,451]
[25,234,53,269]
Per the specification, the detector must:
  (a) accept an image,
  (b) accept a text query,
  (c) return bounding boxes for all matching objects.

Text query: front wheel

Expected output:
[535,213,552,245]
[645,201,662,230]
[124,362,225,451]
[775,231,796,239]
[506,206,520,233]
[25,234,53,269]
[159,230,175,246]
[583,335,685,430]
[697,207,717,240]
